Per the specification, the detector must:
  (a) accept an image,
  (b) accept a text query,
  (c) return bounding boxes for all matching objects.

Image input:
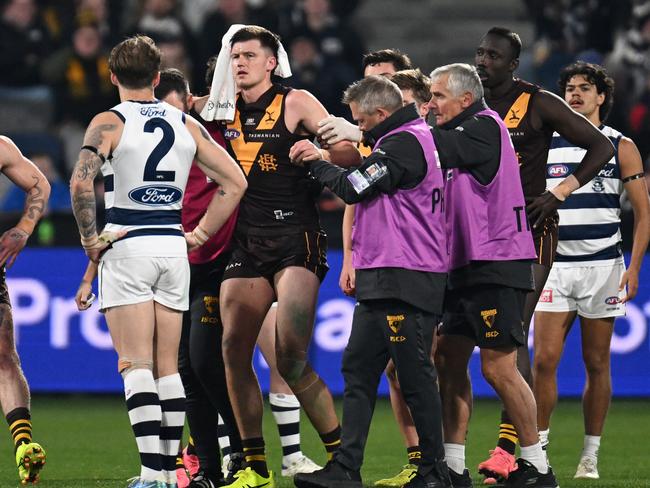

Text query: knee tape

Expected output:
[118,357,153,376]
[291,369,320,395]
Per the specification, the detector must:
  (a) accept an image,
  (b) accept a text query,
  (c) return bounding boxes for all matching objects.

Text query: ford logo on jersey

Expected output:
[129,185,182,206]
[224,129,241,140]
[548,164,569,177]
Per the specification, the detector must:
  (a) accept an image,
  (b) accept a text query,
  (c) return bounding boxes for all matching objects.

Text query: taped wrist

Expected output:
[191,225,210,246]
[549,174,580,201]
[81,234,100,250]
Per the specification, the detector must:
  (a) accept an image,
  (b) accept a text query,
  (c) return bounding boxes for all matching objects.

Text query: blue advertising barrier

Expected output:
[11,248,650,396]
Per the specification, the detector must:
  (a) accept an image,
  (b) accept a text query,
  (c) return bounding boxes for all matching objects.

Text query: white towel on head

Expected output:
[200,24,292,122]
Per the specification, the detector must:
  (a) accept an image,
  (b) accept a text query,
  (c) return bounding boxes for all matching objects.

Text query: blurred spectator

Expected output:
[281,0,365,78]
[127,0,197,83]
[42,21,117,173]
[522,0,631,90]
[75,0,124,45]
[628,79,650,159]
[42,22,116,126]
[1,152,71,213]
[607,3,650,106]
[0,0,53,87]
[159,34,193,82]
[198,0,279,93]
[285,36,356,117]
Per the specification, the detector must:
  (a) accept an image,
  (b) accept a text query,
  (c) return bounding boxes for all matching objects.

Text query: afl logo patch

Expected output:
[224,129,241,140]
[547,164,568,177]
[129,185,182,206]
[604,296,619,305]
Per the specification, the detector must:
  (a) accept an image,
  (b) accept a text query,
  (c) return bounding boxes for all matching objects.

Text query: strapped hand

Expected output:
[82,229,127,263]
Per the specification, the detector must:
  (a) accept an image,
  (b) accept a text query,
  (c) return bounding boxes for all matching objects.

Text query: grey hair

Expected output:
[430,63,484,101]
[342,75,403,113]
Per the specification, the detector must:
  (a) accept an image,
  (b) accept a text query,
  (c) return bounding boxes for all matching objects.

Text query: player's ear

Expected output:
[267,55,278,73]
[509,57,519,73]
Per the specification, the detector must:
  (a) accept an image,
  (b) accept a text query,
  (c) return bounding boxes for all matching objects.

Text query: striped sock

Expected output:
[497,422,518,455]
[157,374,186,484]
[124,368,162,481]
[406,445,421,466]
[217,414,232,460]
[270,393,303,466]
[242,437,268,477]
[6,407,32,452]
[319,425,341,462]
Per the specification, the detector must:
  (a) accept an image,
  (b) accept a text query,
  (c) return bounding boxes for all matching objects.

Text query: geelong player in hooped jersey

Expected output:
[69,35,247,488]
[533,62,650,480]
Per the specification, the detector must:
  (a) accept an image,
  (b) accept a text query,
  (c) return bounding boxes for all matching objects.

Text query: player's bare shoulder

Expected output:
[0,136,20,171]
[285,88,327,134]
[84,110,124,151]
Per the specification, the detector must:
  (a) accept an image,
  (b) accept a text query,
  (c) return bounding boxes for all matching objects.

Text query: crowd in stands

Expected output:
[0,0,649,246]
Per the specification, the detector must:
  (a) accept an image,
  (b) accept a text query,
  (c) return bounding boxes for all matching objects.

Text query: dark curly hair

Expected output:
[558,61,615,122]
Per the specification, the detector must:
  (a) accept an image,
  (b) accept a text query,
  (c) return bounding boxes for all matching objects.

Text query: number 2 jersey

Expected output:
[223,83,320,234]
[101,100,196,259]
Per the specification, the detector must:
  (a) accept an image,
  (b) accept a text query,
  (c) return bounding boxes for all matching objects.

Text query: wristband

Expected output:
[81,145,106,163]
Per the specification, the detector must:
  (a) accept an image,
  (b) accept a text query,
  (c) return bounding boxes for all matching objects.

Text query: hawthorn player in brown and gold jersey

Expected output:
[224,83,320,233]
[218,26,360,488]
[433,27,615,484]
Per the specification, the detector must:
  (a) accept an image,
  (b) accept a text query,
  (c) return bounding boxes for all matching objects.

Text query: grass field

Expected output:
[0,396,648,487]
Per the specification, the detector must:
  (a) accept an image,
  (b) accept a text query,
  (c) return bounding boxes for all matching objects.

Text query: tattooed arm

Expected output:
[0,136,52,267]
[183,115,247,249]
[70,111,121,262]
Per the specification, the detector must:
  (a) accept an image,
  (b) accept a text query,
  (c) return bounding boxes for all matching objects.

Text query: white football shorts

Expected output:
[535,260,626,318]
[99,256,190,312]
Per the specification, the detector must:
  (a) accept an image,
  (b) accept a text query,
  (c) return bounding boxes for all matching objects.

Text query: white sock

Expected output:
[217,413,232,458]
[123,368,162,481]
[520,442,549,474]
[270,392,303,465]
[444,443,466,474]
[582,435,600,461]
[539,429,550,448]
[156,374,186,484]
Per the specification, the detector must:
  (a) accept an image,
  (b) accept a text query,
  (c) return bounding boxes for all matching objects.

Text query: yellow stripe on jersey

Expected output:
[228,106,263,176]
[504,92,531,129]
[256,94,283,130]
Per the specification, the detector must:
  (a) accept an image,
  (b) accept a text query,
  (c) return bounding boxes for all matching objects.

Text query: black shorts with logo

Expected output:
[0,267,9,306]
[440,284,527,349]
[223,229,328,283]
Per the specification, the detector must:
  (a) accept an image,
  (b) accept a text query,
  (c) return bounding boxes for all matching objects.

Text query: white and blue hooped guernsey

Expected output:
[545,125,624,267]
[101,100,196,260]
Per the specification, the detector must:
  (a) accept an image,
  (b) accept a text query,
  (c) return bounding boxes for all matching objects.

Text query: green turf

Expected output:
[1,396,649,487]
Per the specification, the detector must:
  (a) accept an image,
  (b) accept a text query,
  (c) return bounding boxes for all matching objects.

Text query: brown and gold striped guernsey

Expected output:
[486,79,553,205]
[223,83,320,234]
